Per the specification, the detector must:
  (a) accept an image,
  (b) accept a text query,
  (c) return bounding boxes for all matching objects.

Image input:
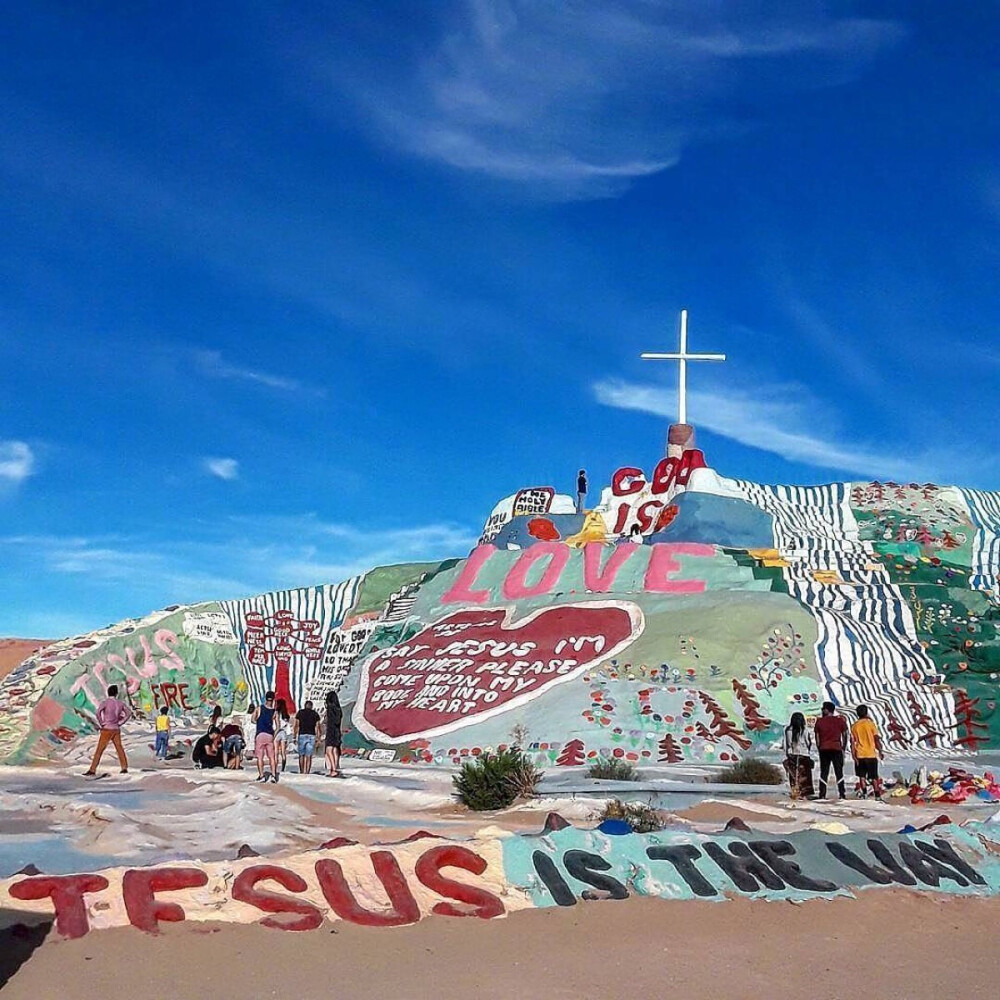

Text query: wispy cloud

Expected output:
[193,349,321,395]
[0,534,255,598]
[326,1,904,199]
[231,515,478,585]
[592,377,987,483]
[203,457,239,481]
[0,516,477,636]
[0,440,35,486]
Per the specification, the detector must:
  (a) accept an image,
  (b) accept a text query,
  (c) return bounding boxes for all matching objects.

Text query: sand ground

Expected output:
[2,891,995,1000]
[3,715,998,999]
[0,640,48,682]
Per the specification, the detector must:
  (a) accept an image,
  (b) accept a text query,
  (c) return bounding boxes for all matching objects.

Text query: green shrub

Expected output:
[712,757,784,785]
[453,748,542,810]
[588,758,639,781]
[598,798,666,833]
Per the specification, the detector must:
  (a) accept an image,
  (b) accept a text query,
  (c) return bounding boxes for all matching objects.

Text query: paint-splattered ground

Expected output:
[3,720,998,879]
[4,725,1000,997]
[3,892,997,1000]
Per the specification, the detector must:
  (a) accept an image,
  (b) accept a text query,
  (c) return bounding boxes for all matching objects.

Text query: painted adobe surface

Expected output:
[3,821,999,938]
[1,454,998,766]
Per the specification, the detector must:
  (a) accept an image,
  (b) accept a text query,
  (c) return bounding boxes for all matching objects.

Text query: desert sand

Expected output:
[0,640,48,682]
[2,891,996,1000]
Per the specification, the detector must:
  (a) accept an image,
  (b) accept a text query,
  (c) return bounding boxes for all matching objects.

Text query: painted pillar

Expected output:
[667,422,696,459]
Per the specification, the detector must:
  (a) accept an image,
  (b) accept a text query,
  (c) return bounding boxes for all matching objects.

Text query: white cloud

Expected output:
[231,515,478,585]
[203,457,239,481]
[0,440,35,485]
[193,350,319,394]
[0,534,256,597]
[329,1,904,199]
[593,377,960,482]
[0,516,478,628]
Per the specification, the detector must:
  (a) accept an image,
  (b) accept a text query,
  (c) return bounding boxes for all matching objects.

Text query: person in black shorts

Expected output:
[323,689,344,778]
[850,704,884,799]
[813,701,848,799]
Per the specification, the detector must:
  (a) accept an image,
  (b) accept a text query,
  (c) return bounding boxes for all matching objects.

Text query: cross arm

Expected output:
[640,353,727,361]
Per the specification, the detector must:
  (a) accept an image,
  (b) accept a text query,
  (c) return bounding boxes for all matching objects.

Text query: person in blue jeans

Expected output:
[294,700,321,774]
[154,707,170,761]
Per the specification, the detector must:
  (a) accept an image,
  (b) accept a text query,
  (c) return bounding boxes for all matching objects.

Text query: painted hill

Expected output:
[2,438,998,766]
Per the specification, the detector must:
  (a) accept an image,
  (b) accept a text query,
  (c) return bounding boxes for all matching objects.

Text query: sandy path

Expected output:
[0,639,49,682]
[3,891,996,1000]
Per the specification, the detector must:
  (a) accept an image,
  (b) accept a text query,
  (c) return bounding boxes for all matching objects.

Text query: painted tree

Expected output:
[555,739,585,766]
[698,691,752,749]
[695,721,716,742]
[914,525,935,547]
[907,691,943,747]
[940,531,961,550]
[884,708,910,748]
[732,679,772,732]
[952,689,989,751]
[658,733,683,763]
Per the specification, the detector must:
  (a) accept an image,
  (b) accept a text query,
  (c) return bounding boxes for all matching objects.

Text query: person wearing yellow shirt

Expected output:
[154,707,171,762]
[850,704,884,799]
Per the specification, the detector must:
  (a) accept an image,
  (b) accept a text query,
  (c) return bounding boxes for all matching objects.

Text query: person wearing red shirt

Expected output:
[813,701,848,799]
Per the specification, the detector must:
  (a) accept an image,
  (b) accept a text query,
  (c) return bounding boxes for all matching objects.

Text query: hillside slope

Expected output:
[2,450,998,766]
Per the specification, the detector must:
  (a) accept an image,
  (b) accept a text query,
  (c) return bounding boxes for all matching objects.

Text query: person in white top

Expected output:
[274,698,292,773]
[783,712,815,799]
[240,704,257,761]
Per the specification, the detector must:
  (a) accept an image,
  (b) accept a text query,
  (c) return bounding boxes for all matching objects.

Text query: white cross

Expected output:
[640,310,726,425]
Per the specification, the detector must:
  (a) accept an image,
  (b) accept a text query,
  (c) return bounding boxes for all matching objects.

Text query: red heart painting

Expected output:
[353,602,644,744]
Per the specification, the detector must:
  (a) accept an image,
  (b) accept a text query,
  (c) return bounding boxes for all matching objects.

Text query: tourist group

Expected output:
[782,702,884,800]
[84,685,346,781]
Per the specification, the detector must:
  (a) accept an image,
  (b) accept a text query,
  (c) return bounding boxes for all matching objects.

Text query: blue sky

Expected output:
[1,1,998,637]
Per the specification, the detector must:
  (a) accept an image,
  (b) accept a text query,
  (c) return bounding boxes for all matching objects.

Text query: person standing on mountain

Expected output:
[576,469,588,514]
[84,684,132,776]
[814,701,848,800]
[851,704,885,799]
[294,699,321,774]
[252,691,279,784]
[323,689,344,778]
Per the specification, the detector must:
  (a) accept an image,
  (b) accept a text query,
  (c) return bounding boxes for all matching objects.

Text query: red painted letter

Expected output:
[675,449,706,486]
[9,874,110,939]
[612,501,631,534]
[611,467,646,497]
[650,457,678,495]
[414,846,505,919]
[122,867,208,933]
[177,683,195,711]
[314,852,420,927]
[441,546,496,604]
[502,542,570,600]
[160,682,178,709]
[232,865,323,932]
[636,500,665,533]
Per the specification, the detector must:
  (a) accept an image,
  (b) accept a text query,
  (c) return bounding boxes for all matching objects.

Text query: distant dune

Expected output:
[0,640,49,682]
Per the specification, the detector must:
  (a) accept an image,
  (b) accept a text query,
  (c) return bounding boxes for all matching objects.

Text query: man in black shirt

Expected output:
[294,700,321,774]
[576,469,588,514]
[193,728,224,769]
